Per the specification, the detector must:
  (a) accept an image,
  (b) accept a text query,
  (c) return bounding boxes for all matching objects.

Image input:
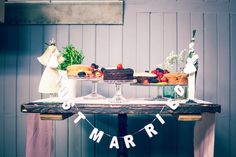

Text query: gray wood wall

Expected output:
[0,0,236,156]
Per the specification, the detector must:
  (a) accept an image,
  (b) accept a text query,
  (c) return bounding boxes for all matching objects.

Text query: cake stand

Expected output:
[131,83,188,101]
[104,80,136,103]
[68,76,105,99]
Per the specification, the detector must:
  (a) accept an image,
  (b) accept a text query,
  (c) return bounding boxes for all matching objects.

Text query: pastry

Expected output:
[164,72,188,84]
[66,64,92,77]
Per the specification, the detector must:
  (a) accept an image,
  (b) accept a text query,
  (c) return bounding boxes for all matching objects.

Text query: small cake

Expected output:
[67,64,92,77]
[103,65,134,80]
[134,72,156,83]
[164,72,188,84]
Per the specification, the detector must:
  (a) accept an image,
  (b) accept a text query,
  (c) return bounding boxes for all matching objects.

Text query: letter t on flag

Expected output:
[73,111,86,124]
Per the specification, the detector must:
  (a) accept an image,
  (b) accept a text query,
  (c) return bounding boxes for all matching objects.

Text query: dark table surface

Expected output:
[21,98,221,115]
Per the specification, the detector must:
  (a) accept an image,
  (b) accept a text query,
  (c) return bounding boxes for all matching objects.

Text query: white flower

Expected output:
[157,49,187,72]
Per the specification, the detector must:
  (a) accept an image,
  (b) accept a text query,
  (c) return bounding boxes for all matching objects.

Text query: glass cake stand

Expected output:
[69,76,105,99]
[131,83,188,101]
[104,79,136,103]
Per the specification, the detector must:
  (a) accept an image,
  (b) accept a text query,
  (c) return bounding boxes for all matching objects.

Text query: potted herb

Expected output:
[58,44,84,98]
[58,44,84,71]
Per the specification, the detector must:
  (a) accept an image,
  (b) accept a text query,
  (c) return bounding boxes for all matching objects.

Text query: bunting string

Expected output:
[74,106,165,138]
[61,84,185,149]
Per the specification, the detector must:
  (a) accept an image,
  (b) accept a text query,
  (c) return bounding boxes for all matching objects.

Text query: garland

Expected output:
[61,85,185,149]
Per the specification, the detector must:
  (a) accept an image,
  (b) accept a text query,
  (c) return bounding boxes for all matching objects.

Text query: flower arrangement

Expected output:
[158,49,187,72]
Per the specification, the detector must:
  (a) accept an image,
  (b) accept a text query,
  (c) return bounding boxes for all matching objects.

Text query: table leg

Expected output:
[117,114,128,157]
[194,113,216,157]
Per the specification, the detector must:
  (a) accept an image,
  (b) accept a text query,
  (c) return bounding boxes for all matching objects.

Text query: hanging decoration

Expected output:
[61,85,184,149]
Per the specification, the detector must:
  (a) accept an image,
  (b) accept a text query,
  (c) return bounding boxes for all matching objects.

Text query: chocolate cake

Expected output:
[103,68,134,80]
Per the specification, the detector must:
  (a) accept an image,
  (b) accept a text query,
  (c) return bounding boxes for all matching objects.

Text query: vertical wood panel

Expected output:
[5,116,17,157]
[95,25,110,157]
[123,10,137,156]
[215,13,230,157]
[81,25,96,157]
[177,12,194,157]
[43,25,57,157]
[177,13,190,54]
[108,25,122,157]
[191,13,204,99]
[0,25,5,115]
[5,25,17,157]
[204,13,218,103]
[163,13,178,157]
[55,25,69,157]
[0,25,5,157]
[204,13,218,157]
[230,13,236,157]
[150,13,164,98]
[136,12,150,98]
[123,7,137,98]
[0,117,3,157]
[150,13,164,157]
[30,26,43,101]
[17,25,31,157]
[5,26,18,115]
[216,13,230,117]
[68,25,83,157]
[135,12,151,157]
[96,25,109,98]
[109,25,123,97]
[164,13,177,60]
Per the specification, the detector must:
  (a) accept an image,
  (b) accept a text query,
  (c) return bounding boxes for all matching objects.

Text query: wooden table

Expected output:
[21,98,221,157]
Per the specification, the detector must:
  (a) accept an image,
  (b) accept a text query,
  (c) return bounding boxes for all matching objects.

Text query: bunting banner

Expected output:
[62,85,184,149]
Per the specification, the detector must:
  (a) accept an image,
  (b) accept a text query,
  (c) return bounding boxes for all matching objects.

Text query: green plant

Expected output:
[58,44,84,71]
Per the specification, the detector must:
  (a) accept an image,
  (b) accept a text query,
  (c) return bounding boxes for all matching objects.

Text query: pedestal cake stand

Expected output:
[105,80,136,103]
[69,77,105,99]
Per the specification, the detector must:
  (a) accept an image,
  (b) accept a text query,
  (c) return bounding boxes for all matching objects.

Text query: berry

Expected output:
[161,77,168,82]
[157,73,163,78]
[89,73,95,78]
[117,64,123,69]
[91,63,96,67]
[101,67,106,73]
[157,77,162,82]
[151,70,157,75]
[78,71,86,77]
[91,63,99,69]
[95,71,103,78]
[85,73,90,78]
[164,69,169,74]
[156,68,164,74]
[90,65,95,71]
[143,79,149,84]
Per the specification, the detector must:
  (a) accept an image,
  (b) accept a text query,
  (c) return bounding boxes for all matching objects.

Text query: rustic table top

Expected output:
[21,97,221,115]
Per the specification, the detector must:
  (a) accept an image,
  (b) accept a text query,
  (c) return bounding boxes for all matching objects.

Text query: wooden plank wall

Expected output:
[0,0,235,156]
